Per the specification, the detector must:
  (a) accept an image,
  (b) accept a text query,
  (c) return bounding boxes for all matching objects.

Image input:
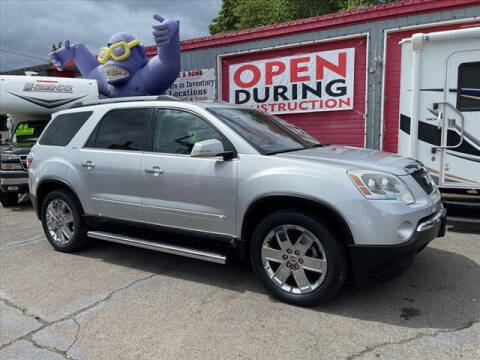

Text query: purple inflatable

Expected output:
[49,14,180,97]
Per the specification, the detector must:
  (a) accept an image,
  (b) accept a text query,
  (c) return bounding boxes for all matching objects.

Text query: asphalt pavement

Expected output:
[0,203,479,359]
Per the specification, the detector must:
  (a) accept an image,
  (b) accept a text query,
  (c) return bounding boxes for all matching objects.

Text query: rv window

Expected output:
[39,111,92,146]
[457,62,480,112]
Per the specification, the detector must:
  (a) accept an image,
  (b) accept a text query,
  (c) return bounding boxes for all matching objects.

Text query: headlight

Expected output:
[347,170,415,204]
[1,154,18,161]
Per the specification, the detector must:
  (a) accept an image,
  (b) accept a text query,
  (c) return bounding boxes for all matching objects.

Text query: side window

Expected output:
[91,108,151,151]
[39,111,92,146]
[153,109,231,154]
[457,62,480,112]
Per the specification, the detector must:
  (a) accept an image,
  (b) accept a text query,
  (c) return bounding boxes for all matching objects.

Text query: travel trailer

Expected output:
[0,75,98,206]
[398,27,480,221]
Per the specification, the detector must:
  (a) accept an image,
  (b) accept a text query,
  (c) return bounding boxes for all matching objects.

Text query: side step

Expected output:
[87,231,226,264]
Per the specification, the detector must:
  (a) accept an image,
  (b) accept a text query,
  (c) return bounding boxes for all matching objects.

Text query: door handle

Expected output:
[82,160,95,169]
[145,166,164,176]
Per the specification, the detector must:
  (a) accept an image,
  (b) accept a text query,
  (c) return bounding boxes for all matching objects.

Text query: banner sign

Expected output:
[166,68,216,101]
[228,48,355,114]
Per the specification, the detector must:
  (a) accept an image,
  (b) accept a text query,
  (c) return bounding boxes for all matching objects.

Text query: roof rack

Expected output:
[69,95,180,109]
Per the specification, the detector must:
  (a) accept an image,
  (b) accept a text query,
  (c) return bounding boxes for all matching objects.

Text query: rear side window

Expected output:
[457,62,480,112]
[39,111,92,146]
[90,108,151,151]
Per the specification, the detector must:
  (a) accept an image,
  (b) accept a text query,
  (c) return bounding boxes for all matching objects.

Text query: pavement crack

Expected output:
[0,297,48,325]
[346,321,479,360]
[0,234,45,250]
[64,317,81,356]
[0,260,183,353]
[26,336,74,360]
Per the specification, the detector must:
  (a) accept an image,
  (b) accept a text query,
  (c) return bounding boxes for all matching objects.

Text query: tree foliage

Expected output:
[209,0,397,35]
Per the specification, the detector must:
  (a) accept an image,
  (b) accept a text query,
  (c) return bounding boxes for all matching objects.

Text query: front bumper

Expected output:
[0,170,29,193]
[0,170,28,184]
[349,207,447,286]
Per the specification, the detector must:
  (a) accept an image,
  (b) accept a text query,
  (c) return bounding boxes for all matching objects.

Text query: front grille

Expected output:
[19,155,27,170]
[411,168,435,195]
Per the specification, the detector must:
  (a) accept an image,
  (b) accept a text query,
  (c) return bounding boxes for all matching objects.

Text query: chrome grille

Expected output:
[19,155,28,170]
[411,168,435,195]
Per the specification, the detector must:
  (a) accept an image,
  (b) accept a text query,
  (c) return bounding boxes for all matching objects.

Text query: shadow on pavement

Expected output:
[72,235,480,331]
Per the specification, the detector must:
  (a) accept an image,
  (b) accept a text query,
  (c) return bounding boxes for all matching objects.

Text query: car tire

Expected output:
[41,190,89,252]
[250,211,347,307]
[0,191,18,207]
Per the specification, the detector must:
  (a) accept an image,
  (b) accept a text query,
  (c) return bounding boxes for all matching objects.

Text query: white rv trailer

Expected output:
[0,75,98,206]
[0,75,99,135]
[398,27,480,196]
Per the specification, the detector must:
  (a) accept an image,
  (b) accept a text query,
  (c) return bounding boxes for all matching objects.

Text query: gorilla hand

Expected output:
[49,40,75,71]
[152,14,179,47]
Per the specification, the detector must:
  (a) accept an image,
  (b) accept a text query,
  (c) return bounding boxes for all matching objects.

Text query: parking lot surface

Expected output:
[1,204,479,360]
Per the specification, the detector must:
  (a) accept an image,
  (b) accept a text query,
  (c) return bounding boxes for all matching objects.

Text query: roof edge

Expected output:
[167,0,478,52]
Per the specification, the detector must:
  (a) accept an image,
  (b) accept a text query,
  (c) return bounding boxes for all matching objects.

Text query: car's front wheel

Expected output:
[41,190,89,252]
[250,211,347,306]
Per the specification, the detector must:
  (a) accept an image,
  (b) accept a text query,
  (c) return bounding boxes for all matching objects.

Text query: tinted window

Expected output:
[92,109,151,151]
[153,109,229,154]
[457,62,480,111]
[39,111,92,146]
[207,108,321,155]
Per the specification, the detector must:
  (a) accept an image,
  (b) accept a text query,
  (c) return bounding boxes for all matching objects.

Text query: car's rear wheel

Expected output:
[0,191,18,207]
[41,190,89,252]
[250,211,347,306]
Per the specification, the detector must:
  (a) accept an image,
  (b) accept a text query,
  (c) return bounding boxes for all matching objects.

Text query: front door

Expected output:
[441,53,480,187]
[141,108,237,236]
[79,108,153,221]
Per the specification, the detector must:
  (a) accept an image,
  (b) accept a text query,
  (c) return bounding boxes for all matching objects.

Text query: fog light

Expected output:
[7,186,19,191]
[397,221,414,241]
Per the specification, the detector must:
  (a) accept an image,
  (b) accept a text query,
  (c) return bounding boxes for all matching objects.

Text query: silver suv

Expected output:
[28,96,446,306]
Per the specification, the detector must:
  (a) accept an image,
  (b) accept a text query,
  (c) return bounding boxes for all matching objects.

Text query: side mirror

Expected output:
[191,139,232,159]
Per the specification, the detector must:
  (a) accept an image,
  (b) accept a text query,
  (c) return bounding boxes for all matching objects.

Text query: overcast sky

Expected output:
[0,0,222,71]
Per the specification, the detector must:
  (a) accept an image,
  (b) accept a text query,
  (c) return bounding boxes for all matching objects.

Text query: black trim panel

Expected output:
[399,114,480,157]
[349,209,446,286]
[0,172,28,178]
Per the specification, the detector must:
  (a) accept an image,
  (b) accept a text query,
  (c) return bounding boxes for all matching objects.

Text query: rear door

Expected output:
[441,54,480,187]
[78,108,153,221]
[141,108,237,236]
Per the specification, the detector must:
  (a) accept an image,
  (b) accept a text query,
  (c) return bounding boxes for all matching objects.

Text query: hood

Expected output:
[276,146,420,176]
[1,143,32,155]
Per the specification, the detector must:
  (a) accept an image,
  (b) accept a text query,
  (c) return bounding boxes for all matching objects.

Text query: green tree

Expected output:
[209,0,398,35]
[209,0,240,35]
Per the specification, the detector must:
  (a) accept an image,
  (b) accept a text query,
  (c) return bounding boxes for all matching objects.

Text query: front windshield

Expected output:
[11,121,48,147]
[207,107,321,155]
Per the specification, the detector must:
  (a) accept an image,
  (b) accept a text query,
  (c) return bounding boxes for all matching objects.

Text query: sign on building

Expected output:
[228,48,355,114]
[166,68,216,101]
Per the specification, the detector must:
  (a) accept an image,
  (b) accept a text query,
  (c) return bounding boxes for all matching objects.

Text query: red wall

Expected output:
[221,37,367,148]
[382,19,480,153]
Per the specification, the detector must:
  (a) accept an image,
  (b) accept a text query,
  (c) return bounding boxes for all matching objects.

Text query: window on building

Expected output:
[457,62,480,112]
[91,109,151,151]
[39,111,92,146]
[152,109,231,154]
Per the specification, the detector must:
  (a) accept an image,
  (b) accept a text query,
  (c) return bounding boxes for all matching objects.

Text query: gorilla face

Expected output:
[102,32,148,86]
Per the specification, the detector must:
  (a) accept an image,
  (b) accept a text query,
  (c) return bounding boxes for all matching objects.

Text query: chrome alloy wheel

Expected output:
[45,199,75,245]
[261,225,327,294]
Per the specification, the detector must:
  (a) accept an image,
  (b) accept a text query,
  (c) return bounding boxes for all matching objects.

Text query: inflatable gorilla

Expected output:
[49,14,180,97]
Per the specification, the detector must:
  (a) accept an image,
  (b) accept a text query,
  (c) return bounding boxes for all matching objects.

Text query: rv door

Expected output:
[440,53,480,188]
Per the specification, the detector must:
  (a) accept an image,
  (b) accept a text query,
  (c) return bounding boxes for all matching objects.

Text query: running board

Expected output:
[87,231,226,264]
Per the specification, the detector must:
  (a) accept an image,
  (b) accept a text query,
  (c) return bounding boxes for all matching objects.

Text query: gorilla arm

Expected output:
[139,15,181,95]
[49,41,110,96]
